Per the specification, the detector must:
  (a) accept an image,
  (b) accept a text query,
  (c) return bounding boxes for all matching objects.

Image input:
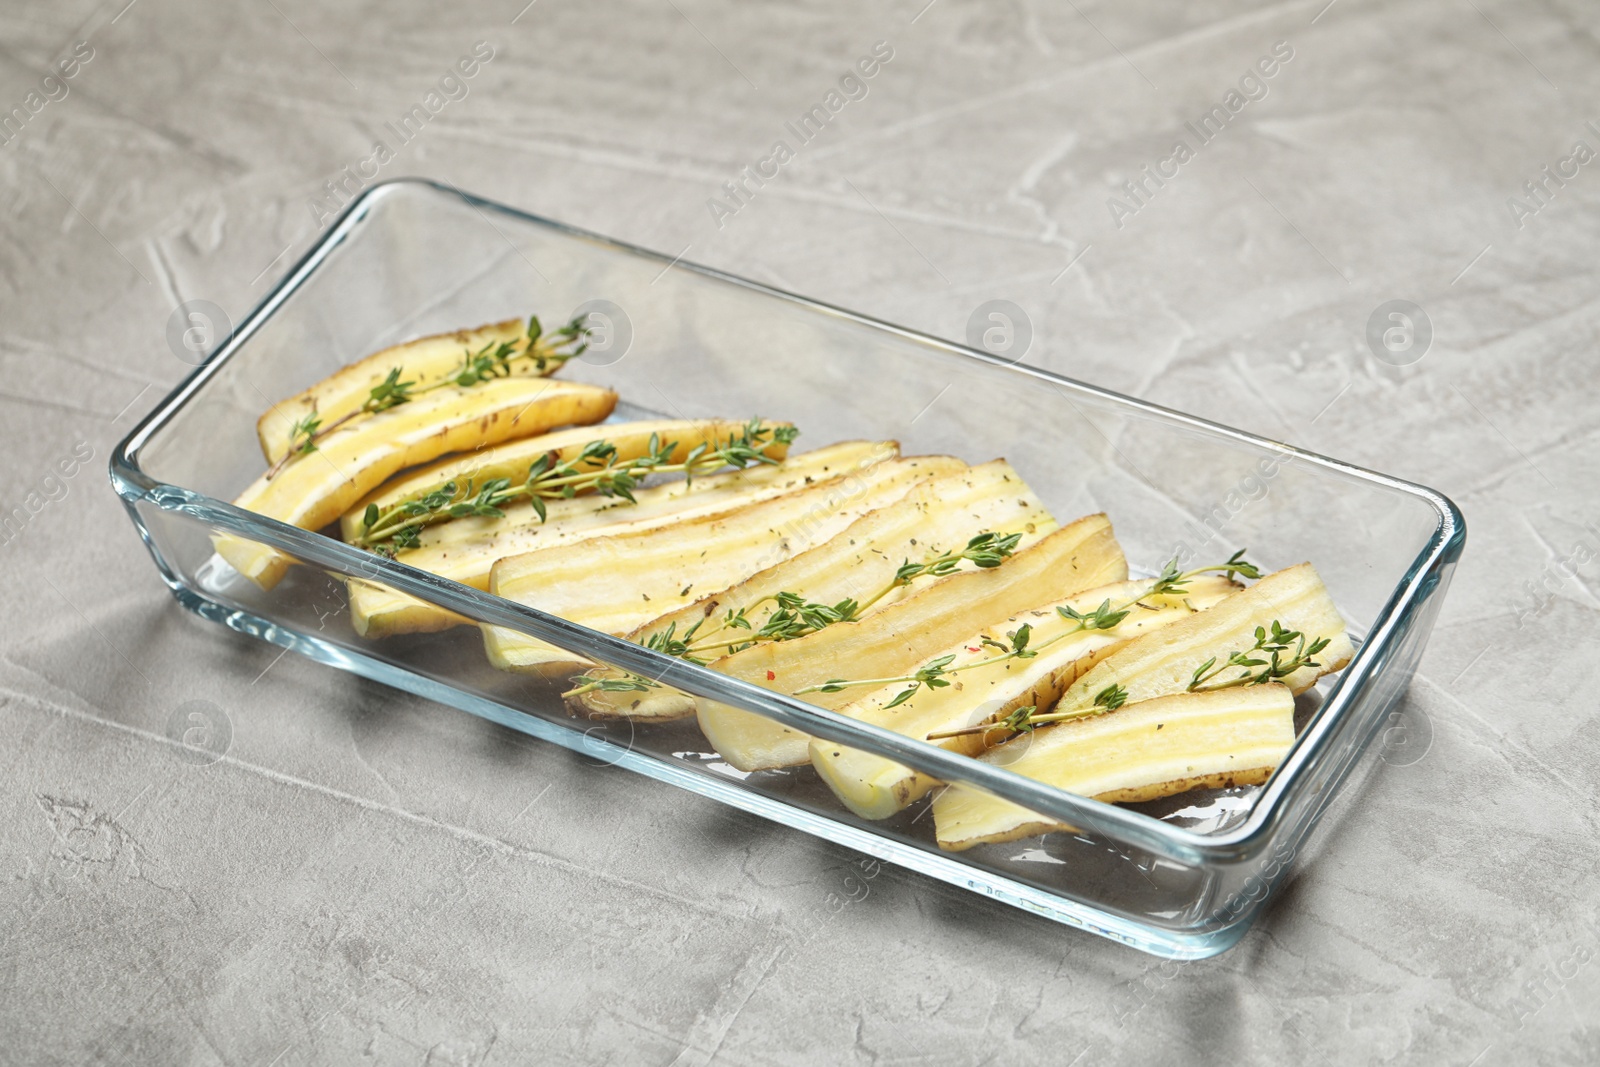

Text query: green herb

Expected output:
[804,554,1263,738]
[1186,620,1329,692]
[1093,682,1129,711]
[1220,549,1263,581]
[561,619,695,699]
[354,419,797,551]
[1055,598,1129,632]
[267,314,590,480]
[924,683,1129,742]
[680,533,1024,658]
[285,412,322,458]
[1142,549,1261,600]
[643,619,707,664]
[893,532,1021,584]
[795,555,1257,705]
[804,618,1036,708]
[364,365,417,411]
[562,674,661,699]
[562,530,1031,699]
[709,592,863,649]
[811,651,961,707]
[994,704,1039,735]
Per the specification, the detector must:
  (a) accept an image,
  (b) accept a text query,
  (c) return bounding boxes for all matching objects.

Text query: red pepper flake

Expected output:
[766,670,776,681]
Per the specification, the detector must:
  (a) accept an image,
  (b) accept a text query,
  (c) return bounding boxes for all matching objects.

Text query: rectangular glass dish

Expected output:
[110,179,1464,959]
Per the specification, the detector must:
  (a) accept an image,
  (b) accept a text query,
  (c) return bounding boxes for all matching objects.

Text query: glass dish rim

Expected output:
[109,177,1466,868]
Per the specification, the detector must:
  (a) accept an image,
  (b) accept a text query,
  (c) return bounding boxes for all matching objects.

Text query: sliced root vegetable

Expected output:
[338,417,794,542]
[215,378,616,589]
[482,455,967,676]
[930,685,1297,851]
[567,457,1060,722]
[696,513,1128,773]
[348,440,896,638]
[258,317,566,464]
[1053,562,1353,716]
[809,575,1240,820]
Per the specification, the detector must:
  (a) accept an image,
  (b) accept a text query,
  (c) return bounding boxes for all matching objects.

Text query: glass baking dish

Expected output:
[110,179,1463,958]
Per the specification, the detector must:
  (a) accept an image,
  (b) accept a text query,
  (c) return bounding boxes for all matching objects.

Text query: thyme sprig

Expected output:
[559,533,1026,700]
[1186,621,1329,692]
[564,675,661,698]
[560,624,697,699]
[679,532,1023,658]
[924,683,1129,741]
[926,616,1328,743]
[267,315,590,480]
[355,419,800,554]
[284,412,322,460]
[705,592,862,649]
[795,554,1259,707]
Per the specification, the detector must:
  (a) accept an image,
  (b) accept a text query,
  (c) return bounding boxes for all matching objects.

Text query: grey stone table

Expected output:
[3,0,1596,1062]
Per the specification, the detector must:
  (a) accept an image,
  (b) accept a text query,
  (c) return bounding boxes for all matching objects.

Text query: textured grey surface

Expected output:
[3,0,1597,1062]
